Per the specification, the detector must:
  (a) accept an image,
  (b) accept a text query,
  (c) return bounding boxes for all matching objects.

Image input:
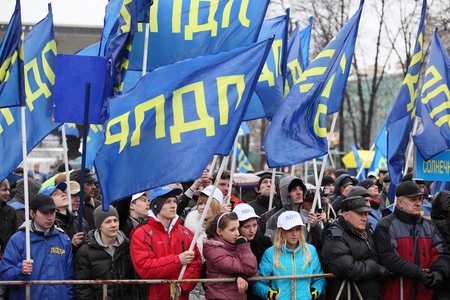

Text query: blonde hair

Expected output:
[272,227,311,270]
[197,194,223,218]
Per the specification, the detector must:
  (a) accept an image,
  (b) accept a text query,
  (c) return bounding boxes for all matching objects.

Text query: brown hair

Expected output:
[206,212,238,239]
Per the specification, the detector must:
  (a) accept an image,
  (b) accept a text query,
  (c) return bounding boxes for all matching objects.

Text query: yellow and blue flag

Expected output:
[369,120,387,174]
[413,29,450,161]
[94,39,273,205]
[0,0,24,108]
[285,17,313,96]
[123,0,269,92]
[235,142,253,173]
[264,1,364,168]
[386,0,426,186]
[351,142,366,180]
[243,11,289,121]
[0,4,61,182]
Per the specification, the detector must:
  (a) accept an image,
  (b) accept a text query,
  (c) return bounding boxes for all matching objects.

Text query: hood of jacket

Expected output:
[332,174,354,196]
[279,176,306,208]
[13,178,41,204]
[431,190,450,220]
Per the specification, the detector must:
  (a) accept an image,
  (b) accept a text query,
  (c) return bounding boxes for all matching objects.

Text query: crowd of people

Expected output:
[0,164,449,300]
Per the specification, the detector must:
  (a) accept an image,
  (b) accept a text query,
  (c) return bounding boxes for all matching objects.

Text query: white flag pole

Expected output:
[356,143,375,179]
[141,23,149,78]
[267,168,276,211]
[227,136,239,203]
[61,125,72,209]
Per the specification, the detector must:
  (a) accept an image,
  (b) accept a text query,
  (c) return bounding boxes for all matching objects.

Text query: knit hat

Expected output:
[94,205,119,228]
[358,179,376,190]
[395,181,423,198]
[321,175,334,187]
[347,186,370,198]
[257,174,272,191]
[150,186,182,216]
[288,178,306,193]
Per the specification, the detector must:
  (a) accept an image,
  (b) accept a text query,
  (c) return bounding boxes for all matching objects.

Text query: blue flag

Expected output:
[0,5,61,182]
[0,0,24,108]
[374,120,387,157]
[285,17,313,96]
[95,39,272,206]
[264,1,364,168]
[413,29,450,160]
[369,149,387,174]
[243,11,289,121]
[126,0,269,73]
[137,0,153,23]
[238,122,250,136]
[386,0,426,187]
[85,124,104,169]
[351,142,366,180]
[235,142,253,173]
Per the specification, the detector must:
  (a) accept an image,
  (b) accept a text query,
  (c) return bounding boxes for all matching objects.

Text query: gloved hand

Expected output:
[310,287,319,300]
[267,288,279,300]
[235,236,248,245]
[425,271,444,290]
[378,265,390,279]
[419,271,433,287]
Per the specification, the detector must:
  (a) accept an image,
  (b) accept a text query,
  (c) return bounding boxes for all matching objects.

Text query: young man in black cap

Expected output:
[322,196,389,299]
[374,181,450,299]
[0,194,73,299]
[130,186,202,299]
[247,174,275,216]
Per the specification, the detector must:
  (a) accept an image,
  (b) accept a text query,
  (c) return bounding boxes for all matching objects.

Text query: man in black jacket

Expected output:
[322,196,389,299]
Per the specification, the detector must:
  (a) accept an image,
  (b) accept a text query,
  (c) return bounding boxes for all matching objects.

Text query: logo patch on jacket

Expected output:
[50,247,66,255]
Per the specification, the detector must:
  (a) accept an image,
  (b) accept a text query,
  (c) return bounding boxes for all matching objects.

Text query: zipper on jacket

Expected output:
[168,234,171,245]
[291,251,296,298]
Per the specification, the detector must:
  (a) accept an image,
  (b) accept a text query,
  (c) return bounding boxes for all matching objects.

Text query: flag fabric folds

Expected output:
[264,1,364,168]
[285,17,313,96]
[351,142,366,180]
[0,0,24,108]
[243,12,289,121]
[386,0,426,186]
[95,39,272,206]
[124,0,269,83]
[0,5,61,182]
[413,29,450,160]
[234,142,253,173]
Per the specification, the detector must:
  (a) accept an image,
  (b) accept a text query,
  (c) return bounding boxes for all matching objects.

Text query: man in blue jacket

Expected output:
[0,194,73,299]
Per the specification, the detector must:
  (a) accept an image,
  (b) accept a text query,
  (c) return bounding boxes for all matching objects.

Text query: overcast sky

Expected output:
[0,0,107,27]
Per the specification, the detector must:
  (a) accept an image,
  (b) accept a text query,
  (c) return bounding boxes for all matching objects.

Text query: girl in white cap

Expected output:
[253,211,325,300]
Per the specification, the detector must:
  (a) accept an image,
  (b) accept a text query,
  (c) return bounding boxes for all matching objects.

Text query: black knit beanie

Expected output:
[151,196,167,216]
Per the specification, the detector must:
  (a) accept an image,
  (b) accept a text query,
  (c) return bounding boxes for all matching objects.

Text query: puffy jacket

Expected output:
[321,216,384,299]
[0,201,16,254]
[130,213,202,300]
[0,221,73,299]
[203,235,258,300]
[374,205,450,300]
[74,230,135,299]
[253,243,325,300]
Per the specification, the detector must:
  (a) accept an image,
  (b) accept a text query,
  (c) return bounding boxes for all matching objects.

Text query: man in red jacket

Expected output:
[130,186,202,300]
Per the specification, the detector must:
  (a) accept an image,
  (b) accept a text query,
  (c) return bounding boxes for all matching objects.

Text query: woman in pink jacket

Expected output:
[203,212,258,300]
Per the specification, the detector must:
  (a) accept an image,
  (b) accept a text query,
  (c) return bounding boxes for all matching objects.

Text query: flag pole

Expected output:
[208,155,218,176]
[403,118,419,176]
[141,23,149,77]
[61,125,72,208]
[267,168,276,211]
[227,135,239,203]
[20,106,31,299]
[178,156,228,280]
[290,165,295,176]
[356,143,375,179]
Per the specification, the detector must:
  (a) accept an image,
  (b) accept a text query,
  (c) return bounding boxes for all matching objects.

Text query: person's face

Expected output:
[367,185,379,198]
[99,216,119,240]
[51,189,68,209]
[217,179,230,197]
[217,219,240,244]
[363,196,371,207]
[378,172,386,183]
[0,180,10,202]
[158,197,177,220]
[31,209,55,230]
[259,178,272,197]
[398,195,423,216]
[289,186,304,204]
[131,195,150,218]
[71,193,80,212]
[285,226,302,249]
[84,180,96,198]
[325,183,334,194]
[343,210,368,231]
[384,182,390,193]
[239,218,258,241]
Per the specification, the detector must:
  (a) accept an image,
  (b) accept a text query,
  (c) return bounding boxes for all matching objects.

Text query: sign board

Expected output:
[416,149,450,181]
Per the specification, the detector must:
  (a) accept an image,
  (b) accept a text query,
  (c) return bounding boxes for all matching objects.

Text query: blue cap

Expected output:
[40,181,67,196]
[149,186,182,202]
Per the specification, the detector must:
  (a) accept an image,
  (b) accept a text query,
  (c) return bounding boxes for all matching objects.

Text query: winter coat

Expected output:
[247,195,271,216]
[0,201,16,254]
[203,235,258,300]
[329,174,354,212]
[130,213,202,300]
[374,205,450,300]
[247,234,272,300]
[74,230,135,299]
[55,209,90,239]
[8,177,41,231]
[0,221,73,299]
[321,216,384,299]
[252,243,325,300]
[431,190,450,297]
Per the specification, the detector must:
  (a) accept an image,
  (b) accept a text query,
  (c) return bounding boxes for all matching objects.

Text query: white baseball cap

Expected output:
[131,192,148,202]
[194,185,223,204]
[233,203,260,221]
[277,211,304,230]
